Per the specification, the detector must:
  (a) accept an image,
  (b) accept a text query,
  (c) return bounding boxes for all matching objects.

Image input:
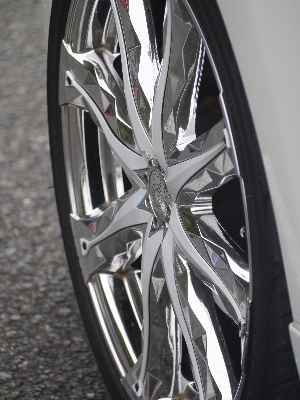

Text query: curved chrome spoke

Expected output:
[151,0,172,172]
[166,139,225,201]
[65,70,148,187]
[61,105,88,216]
[161,228,204,399]
[96,273,138,363]
[88,282,127,376]
[196,214,249,282]
[76,222,144,284]
[110,0,154,156]
[61,98,128,218]
[126,0,159,107]
[172,247,236,399]
[60,41,136,148]
[136,221,164,396]
[90,262,145,374]
[176,145,249,327]
[161,0,206,162]
[140,259,185,399]
[169,203,244,324]
[98,129,125,203]
[123,270,143,330]
[79,188,151,256]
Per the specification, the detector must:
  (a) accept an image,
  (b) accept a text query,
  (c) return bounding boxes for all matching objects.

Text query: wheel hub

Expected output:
[148,167,170,223]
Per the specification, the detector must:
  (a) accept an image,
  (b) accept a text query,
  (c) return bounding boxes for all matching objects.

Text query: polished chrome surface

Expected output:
[60,0,251,398]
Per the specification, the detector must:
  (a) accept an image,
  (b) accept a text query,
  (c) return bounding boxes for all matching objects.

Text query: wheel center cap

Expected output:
[148,169,171,222]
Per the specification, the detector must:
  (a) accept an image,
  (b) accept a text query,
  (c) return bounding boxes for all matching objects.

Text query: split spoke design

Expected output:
[65,69,148,186]
[161,229,204,399]
[61,104,89,216]
[167,132,225,200]
[69,185,150,285]
[162,0,203,158]
[171,246,237,399]
[151,0,172,172]
[136,221,164,395]
[169,205,244,324]
[60,40,137,151]
[111,0,158,156]
[80,189,149,254]
[60,1,251,399]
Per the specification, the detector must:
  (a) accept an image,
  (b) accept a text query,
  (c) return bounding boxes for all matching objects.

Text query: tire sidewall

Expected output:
[47,1,130,399]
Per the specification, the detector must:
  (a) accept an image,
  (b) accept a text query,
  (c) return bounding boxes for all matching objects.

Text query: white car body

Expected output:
[42,0,300,376]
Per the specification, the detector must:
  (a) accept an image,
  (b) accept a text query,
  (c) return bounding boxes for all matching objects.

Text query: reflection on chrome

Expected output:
[60,0,251,398]
[114,0,160,132]
[175,251,235,399]
[163,0,205,158]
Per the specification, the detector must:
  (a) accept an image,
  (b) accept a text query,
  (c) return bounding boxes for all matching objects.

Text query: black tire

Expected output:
[47,1,128,399]
[47,0,300,399]
[187,2,300,399]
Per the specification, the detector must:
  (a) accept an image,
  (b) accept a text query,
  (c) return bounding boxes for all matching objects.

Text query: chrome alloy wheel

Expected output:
[59,0,251,398]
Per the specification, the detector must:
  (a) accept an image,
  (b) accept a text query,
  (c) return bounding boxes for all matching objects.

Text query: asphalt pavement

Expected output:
[0,1,108,398]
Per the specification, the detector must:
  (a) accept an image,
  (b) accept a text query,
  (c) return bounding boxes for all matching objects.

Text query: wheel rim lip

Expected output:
[59,0,252,398]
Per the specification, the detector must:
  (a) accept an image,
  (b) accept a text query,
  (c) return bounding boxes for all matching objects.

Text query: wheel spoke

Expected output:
[171,44,205,155]
[177,147,249,311]
[151,0,171,172]
[141,264,184,399]
[196,214,249,283]
[126,0,160,107]
[123,270,143,330]
[162,225,238,400]
[161,228,204,399]
[136,221,164,395]
[98,129,125,203]
[60,41,136,149]
[88,281,127,377]
[89,263,145,374]
[75,218,144,284]
[110,0,155,156]
[161,0,206,161]
[61,101,128,217]
[169,203,244,323]
[166,135,225,201]
[61,105,89,216]
[79,188,151,257]
[65,69,148,187]
[95,273,138,364]
[172,246,237,399]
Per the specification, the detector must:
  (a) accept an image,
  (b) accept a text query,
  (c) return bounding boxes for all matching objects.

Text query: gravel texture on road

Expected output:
[0,1,108,398]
